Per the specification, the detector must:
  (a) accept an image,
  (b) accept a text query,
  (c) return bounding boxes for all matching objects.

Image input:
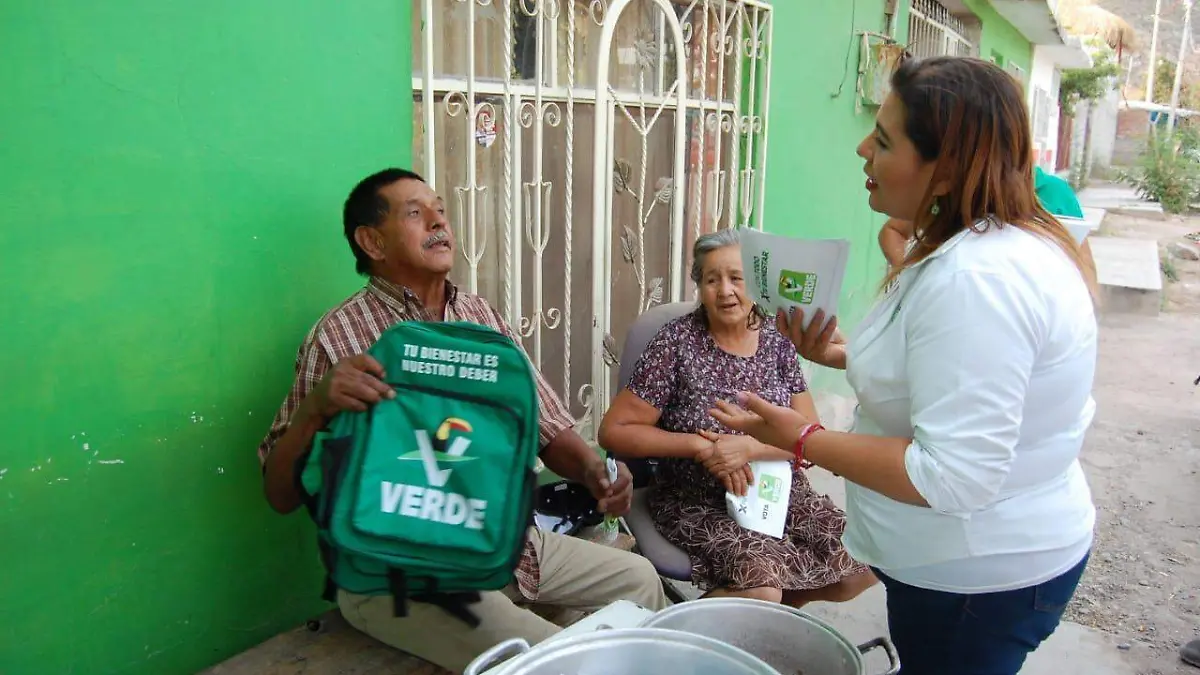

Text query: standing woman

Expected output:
[712,56,1099,674]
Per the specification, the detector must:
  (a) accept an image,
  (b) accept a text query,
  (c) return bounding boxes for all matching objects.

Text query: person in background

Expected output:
[878,163,1085,267]
[257,168,668,673]
[598,229,876,607]
[712,56,1099,674]
[1034,165,1085,218]
[878,217,914,268]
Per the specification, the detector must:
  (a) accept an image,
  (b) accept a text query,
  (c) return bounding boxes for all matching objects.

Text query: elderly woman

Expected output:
[597,229,875,606]
[712,57,1099,674]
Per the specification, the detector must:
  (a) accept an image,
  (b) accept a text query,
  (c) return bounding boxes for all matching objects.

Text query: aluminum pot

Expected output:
[462,627,783,675]
[640,598,900,675]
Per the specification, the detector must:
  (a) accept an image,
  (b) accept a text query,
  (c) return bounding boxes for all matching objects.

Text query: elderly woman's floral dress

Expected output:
[627,309,867,591]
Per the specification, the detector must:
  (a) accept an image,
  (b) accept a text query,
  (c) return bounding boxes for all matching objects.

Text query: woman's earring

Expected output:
[930,200,941,216]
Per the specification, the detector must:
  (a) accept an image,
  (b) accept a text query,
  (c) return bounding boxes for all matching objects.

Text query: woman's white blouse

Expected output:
[843,223,1098,593]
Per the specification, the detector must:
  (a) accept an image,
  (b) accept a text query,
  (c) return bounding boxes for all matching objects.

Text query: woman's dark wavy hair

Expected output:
[882,56,1096,296]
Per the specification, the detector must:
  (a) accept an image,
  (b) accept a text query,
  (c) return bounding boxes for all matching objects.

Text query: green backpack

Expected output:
[296,320,541,626]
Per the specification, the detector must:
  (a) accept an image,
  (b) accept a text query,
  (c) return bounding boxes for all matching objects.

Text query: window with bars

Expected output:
[410,0,773,439]
[907,0,974,59]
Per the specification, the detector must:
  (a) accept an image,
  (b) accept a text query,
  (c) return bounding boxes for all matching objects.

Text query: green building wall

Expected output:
[0,2,412,673]
[759,1,892,392]
[966,0,1034,72]
[761,1,1034,392]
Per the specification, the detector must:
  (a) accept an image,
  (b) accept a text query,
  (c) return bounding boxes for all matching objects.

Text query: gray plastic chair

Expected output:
[610,301,697,582]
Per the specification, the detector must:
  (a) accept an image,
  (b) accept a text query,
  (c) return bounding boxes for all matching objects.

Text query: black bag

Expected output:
[534,481,603,536]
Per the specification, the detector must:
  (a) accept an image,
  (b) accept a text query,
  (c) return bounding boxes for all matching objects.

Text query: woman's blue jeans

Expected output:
[874,552,1089,675]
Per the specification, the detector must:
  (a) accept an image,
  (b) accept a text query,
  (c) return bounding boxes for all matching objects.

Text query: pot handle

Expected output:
[463,638,531,675]
[856,636,900,675]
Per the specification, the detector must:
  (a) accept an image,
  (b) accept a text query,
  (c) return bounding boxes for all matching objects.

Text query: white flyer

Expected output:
[740,228,851,332]
[725,461,792,539]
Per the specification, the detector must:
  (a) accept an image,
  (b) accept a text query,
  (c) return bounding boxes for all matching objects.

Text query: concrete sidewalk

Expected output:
[1077,184,1164,219]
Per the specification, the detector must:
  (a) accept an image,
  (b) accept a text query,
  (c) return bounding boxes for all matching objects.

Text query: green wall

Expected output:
[966,0,1033,72]
[759,0,1033,392]
[0,2,412,674]
[759,1,892,392]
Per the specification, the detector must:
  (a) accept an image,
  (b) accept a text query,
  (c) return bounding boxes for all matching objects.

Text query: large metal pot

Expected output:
[463,627,783,675]
[640,598,900,675]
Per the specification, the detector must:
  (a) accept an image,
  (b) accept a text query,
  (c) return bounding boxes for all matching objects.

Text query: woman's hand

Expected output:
[694,431,756,496]
[710,393,812,451]
[777,308,846,371]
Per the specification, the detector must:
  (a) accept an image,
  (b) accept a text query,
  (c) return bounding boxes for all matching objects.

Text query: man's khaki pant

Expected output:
[337,527,670,673]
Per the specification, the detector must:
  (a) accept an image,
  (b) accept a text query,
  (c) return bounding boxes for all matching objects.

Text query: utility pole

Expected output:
[1146,0,1163,102]
[1167,0,1194,134]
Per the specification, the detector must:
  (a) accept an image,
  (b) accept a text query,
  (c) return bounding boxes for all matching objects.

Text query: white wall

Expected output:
[1029,45,1063,171]
[1090,87,1121,167]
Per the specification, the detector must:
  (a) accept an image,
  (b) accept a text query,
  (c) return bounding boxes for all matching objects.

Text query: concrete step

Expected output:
[1077,185,1165,220]
[1109,202,1166,219]
[1087,236,1163,316]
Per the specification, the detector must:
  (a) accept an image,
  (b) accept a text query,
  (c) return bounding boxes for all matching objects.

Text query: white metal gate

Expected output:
[412,0,773,439]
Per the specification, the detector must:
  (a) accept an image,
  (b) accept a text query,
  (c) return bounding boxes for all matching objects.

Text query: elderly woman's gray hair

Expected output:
[689,228,743,284]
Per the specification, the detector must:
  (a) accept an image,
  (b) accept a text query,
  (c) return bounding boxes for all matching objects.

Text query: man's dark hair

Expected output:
[343,168,426,275]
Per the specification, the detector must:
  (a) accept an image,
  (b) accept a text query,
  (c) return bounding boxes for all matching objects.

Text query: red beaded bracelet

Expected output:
[793,423,826,469]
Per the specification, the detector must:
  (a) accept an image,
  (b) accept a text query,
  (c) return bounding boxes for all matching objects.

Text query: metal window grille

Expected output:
[907,0,974,59]
[412,0,774,439]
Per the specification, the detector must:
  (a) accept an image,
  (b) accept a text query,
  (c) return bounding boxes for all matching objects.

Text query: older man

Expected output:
[258,168,667,672]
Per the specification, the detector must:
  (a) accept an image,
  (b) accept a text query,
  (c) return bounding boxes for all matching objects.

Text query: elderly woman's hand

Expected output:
[710,393,811,451]
[696,430,758,496]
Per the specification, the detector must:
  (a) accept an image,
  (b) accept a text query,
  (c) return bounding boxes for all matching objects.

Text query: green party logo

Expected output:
[777,270,818,305]
[757,474,784,503]
[397,417,477,487]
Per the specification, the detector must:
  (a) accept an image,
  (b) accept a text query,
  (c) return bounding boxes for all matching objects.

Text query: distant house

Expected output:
[1030,35,1094,171]
[1051,0,1138,174]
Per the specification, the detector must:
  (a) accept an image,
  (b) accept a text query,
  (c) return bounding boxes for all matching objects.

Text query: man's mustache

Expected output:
[423,231,450,248]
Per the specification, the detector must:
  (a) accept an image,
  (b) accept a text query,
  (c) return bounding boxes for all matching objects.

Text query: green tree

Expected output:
[1059,45,1119,115]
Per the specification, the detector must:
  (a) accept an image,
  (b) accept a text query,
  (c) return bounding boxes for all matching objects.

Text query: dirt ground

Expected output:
[1062,211,1200,674]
